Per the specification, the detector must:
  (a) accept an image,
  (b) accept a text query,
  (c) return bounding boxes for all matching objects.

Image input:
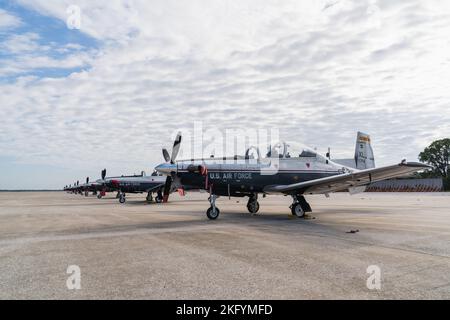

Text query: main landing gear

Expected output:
[247,194,260,215]
[206,195,220,220]
[146,192,153,203]
[290,195,312,218]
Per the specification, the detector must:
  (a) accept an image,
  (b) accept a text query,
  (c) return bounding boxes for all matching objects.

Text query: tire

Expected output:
[119,195,126,204]
[155,196,163,203]
[247,201,260,214]
[206,206,220,220]
[97,194,102,199]
[146,194,153,203]
[291,203,305,218]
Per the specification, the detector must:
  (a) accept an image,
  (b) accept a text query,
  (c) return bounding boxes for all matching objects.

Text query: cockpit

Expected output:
[245,142,328,162]
[267,142,320,159]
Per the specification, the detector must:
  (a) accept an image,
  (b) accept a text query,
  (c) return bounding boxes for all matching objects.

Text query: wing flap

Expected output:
[263,162,431,195]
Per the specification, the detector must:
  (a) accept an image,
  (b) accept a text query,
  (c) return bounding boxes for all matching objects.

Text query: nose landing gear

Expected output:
[146,192,153,203]
[97,189,106,199]
[206,194,220,220]
[155,190,163,203]
[119,192,126,204]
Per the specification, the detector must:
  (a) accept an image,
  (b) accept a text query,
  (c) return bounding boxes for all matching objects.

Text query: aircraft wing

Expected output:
[146,183,165,192]
[263,162,431,195]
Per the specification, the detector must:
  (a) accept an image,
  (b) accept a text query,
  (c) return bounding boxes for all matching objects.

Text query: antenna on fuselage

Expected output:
[326,147,331,159]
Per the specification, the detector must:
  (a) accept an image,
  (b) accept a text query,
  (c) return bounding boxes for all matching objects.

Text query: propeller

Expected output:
[86,177,89,184]
[97,169,107,196]
[162,149,170,163]
[161,132,182,202]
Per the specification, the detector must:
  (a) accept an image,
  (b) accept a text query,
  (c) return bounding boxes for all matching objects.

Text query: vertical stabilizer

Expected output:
[355,132,375,170]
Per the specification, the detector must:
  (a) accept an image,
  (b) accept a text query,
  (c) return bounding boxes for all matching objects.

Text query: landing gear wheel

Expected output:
[291,203,305,218]
[247,201,260,214]
[155,190,163,203]
[97,193,102,199]
[146,193,153,203]
[119,194,126,204]
[206,206,220,220]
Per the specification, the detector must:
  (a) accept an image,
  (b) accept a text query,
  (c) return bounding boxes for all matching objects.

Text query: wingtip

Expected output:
[399,161,432,169]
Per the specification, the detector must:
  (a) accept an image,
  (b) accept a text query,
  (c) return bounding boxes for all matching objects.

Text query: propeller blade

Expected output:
[162,148,171,163]
[162,176,172,203]
[101,169,106,180]
[170,132,182,164]
[86,177,89,184]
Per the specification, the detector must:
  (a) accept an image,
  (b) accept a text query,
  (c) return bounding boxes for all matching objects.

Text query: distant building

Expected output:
[366,178,443,192]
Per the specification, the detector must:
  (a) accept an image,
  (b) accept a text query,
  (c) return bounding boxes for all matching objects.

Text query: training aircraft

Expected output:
[64,169,171,203]
[155,132,431,220]
[103,171,168,204]
[76,177,102,197]
[64,182,80,194]
[64,180,87,195]
[64,169,116,197]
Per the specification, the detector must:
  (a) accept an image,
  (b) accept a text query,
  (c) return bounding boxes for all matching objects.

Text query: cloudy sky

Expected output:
[0,0,449,189]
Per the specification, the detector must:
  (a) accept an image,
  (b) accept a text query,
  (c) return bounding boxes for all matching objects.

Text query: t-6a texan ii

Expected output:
[155,132,431,220]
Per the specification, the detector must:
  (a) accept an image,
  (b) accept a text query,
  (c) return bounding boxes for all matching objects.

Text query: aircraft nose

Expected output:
[155,163,177,175]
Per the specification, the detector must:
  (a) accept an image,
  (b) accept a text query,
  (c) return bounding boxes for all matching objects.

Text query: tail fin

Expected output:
[354,132,375,169]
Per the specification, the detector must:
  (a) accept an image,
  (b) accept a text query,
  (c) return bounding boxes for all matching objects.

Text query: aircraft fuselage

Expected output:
[170,156,350,197]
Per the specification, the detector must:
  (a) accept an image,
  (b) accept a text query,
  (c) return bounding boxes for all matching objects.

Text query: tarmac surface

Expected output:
[0,191,449,299]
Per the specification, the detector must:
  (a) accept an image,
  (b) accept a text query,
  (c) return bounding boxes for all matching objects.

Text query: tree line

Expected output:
[418,138,450,191]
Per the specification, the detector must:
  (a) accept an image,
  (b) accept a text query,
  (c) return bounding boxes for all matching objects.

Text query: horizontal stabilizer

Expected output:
[333,159,357,169]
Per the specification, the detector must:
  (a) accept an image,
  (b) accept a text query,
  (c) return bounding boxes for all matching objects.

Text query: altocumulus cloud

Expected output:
[0,0,450,188]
